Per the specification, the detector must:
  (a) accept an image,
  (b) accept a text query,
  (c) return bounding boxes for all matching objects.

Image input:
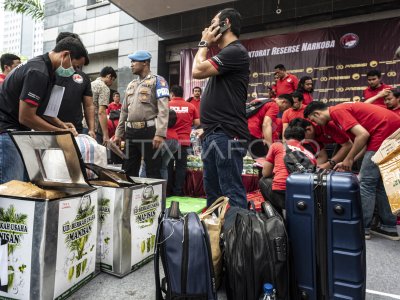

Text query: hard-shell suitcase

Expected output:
[286,171,366,300]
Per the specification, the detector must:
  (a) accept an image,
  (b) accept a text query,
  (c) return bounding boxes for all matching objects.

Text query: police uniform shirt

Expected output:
[0,53,54,130]
[56,70,92,131]
[116,73,170,138]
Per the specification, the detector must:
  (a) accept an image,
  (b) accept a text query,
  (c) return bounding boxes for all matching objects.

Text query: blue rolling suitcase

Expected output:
[286,171,366,300]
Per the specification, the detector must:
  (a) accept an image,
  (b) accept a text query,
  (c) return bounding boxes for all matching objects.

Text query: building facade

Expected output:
[43,0,161,96]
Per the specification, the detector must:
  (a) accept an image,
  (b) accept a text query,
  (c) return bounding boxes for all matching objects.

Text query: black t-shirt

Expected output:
[56,71,92,131]
[200,40,250,141]
[0,53,54,130]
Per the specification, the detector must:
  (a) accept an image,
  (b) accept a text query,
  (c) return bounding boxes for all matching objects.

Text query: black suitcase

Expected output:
[286,171,366,300]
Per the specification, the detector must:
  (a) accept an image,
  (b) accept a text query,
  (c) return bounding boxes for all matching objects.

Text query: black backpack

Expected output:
[154,201,217,300]
[223,202,289,300]
[283,142,316,173]
[109,110,121,120]
[246,98,272,118]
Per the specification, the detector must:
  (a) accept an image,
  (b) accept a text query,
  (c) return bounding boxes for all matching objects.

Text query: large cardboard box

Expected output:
[0,132,98,300]
[94,169,166,277]
[372,128,400,215]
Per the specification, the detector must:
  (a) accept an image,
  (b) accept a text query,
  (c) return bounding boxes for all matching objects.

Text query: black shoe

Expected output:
[370,228,400,241]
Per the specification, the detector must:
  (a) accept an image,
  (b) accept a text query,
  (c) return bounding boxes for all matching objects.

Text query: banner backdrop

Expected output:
[180,17,400,105]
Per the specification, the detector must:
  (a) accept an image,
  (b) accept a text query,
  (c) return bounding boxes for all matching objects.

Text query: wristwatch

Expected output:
[328,159,337,168]
[198,40,209,48]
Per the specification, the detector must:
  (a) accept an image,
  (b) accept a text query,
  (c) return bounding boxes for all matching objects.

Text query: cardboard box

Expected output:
[372,128,400,215]
[0,132,98,300]
[94,169,166,277]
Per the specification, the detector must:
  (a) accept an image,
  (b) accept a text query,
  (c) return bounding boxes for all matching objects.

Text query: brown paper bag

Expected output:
[199,196,229,288]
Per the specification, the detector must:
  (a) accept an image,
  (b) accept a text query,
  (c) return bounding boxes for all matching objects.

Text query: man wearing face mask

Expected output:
[0,36,88,183]
[55,32,95,138]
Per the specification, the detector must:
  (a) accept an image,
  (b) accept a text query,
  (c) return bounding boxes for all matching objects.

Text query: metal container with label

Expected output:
[95,173,165,277]
[0,132,98,300]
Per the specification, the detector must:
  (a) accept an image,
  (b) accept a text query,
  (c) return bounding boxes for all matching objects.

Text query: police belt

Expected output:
[125,119,155,129]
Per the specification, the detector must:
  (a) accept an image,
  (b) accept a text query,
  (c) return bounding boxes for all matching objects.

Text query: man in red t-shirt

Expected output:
[384,89,400,116]
[247,99,279,158]
[168,85,200,196]
[0,53,21,86]
[304,101,400,240]
[186,86,201,115]
[296,76,313,105]
[274,64,299,96]
[260,126,316,214]
[289,118,352,169]
[282,91,306,139]
[362,70,392,108]
[106,91,122,114]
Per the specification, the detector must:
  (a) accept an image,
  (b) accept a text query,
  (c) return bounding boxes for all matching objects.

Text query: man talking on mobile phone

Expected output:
[192,8,250,208]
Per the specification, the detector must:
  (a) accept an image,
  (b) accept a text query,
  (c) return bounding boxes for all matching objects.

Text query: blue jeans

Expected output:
[160,139,179,181]
[202,130,247,208]
[0,133,28,184]
[360,151,397,233]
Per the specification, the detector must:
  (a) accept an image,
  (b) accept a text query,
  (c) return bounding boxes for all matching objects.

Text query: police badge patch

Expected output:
[155,76,170,99]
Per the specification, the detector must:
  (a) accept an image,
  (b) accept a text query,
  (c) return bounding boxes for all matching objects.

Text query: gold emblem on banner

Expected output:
[252,92,258,98]
[264,82,271,86]
[320,77,328,82]
[336,65,344,70]
[336,87,344,92]
[352,73,360,80]
[353,96,361,102]
[252,72,259,78]
[387,71,397,77]
[306,67,313,74]
[370,60,378,67]
[321,98,328,103]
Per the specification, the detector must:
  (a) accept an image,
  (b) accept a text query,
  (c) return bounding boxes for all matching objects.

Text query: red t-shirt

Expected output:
[248,101,279,138]
[107,119,118,138]
[305,121,351,153]
[276,74,299,96]
[273,118,283,141]
[169,97,200,146]
[266,140,316,190]
[106,102,122,114]
[282,104,306,125]
[166,128,179,140]
[302,92,313,105]
[188,98,201,115]
[391,107,400,116]
[362,83,392,108]
[329,102,400,151]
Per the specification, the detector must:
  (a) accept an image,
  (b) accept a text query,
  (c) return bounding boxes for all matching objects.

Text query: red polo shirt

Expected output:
[188,97,201,115]
[391,107,400,116]
[106,102,122,114]
[329,102,400,151]
[273,118,283,141]
[276,74,299,96]
[362,83,392,108]
[166,128,179,140]
[305,121,351,153]
[169,97,200,146]
[248,101,279,138]
[302,92,313,105]
[266,140,316,190]
[282,104,306,125]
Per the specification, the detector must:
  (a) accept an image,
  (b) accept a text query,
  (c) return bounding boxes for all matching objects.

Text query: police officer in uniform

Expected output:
[114,50,169,179]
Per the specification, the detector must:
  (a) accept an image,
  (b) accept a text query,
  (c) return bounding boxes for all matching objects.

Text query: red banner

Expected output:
[180,17,400,105]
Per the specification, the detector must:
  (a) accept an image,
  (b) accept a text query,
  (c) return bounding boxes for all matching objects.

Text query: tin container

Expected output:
[96,174,166,277]
[0,132,98,300]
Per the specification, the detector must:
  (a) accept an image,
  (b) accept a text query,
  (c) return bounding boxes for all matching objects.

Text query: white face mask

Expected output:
[56,55,75,77]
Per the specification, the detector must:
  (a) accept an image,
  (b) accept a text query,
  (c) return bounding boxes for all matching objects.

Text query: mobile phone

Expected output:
[218,21,229,35]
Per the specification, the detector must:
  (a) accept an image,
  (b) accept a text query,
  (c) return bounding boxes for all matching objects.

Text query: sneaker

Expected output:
[370,228,400,241]
[365,233,371,240]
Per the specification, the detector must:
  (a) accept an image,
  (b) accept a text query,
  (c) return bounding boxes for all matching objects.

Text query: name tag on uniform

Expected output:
[43,85,65,117]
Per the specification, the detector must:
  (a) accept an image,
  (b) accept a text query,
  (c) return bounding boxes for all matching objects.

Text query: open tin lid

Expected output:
[9,131,90,188]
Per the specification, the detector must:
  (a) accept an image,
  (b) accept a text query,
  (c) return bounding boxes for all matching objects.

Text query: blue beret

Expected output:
[128,50,152,61]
